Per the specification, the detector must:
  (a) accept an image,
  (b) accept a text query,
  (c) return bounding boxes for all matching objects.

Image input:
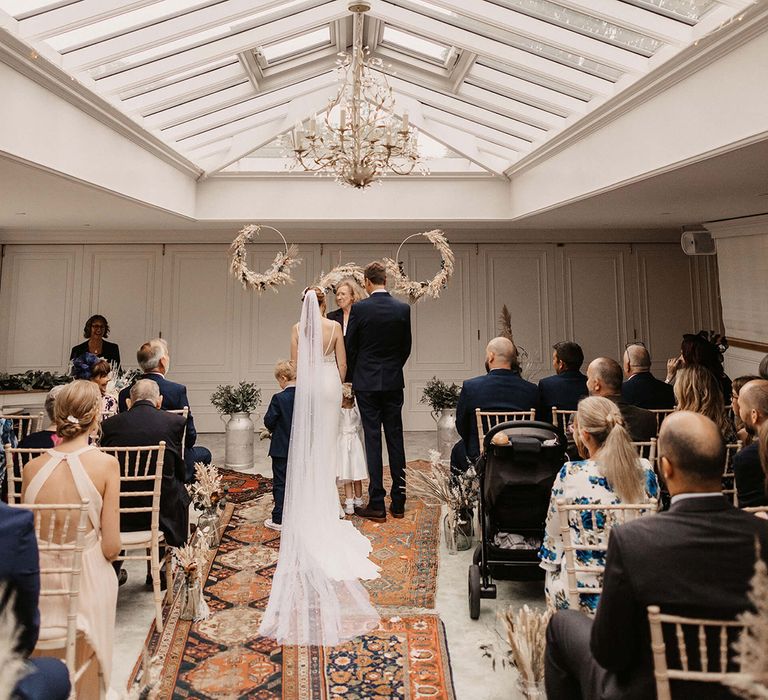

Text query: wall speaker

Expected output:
[681,228,716,256]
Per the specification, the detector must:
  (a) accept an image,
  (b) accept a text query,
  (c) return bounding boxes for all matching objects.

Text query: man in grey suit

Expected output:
[545,411,768,700]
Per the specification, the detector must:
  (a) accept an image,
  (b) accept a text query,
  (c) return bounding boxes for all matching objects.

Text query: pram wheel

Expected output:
[468,564,481,619]
[472,543,481,566]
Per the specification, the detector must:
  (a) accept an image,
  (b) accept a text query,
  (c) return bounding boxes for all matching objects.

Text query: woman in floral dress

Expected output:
[539,396,659,613]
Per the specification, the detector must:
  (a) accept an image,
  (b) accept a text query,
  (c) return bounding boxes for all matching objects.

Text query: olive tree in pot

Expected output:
[210,382,261,470]
[420,377,461,461]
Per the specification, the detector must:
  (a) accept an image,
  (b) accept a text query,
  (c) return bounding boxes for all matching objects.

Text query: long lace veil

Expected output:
[258,290,380,646]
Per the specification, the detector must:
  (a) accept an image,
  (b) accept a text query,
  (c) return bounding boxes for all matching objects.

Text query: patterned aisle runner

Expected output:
[130,464,454,699]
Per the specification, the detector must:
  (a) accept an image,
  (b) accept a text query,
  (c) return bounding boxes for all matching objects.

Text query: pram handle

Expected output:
[482,420,565,452]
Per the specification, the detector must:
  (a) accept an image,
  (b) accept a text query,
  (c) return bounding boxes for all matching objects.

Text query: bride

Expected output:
[258,287,380,646]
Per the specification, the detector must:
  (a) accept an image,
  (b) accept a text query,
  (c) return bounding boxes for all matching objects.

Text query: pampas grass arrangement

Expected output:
[174,542,210,622]
[189,463,223,511]
[503,605,551,688]
[0,588,29,699]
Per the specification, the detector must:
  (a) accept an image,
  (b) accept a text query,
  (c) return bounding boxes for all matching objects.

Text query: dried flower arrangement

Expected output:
[316,264,366,294]
[725,541,768,699]
[174,542,210,622]
[210,382,261,415]
[0,588,29,696]
[230,224,301,293]
[406,450,478,513]
[420,377,461,413]
[122,648,162,700]
[383,229,455,303]
[188,463,224,511]
[498,304,538,381]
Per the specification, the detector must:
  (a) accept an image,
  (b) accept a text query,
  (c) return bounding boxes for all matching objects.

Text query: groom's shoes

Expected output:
[389,505,405,519]
[354,505,387,523]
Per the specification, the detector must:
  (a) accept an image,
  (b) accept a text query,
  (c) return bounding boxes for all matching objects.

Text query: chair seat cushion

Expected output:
[120,530,153,546]
[36,626,68,642]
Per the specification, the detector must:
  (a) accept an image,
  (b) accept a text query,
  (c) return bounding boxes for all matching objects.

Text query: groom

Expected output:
[346,262,412,522]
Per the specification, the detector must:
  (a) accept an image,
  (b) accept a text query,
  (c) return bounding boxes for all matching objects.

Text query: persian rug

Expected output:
[130,496,455,699]
[218,468,272,503]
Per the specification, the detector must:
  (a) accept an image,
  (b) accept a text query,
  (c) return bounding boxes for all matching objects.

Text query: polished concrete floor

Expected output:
[113,432,544,698]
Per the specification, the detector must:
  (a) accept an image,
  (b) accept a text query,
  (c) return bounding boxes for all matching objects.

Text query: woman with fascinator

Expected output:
[258,287,380,646]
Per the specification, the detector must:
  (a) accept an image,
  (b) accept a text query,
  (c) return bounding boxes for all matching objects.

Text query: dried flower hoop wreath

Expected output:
[230,224,301,293]
[383,229,455,303]
[316,263,366,294]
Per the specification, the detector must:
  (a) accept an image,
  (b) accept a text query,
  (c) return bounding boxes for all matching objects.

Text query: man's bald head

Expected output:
[657,411,725,488]
[623,344,651,375]
[587,357,623,396]
[738,379,768,432]
[485,337,518,371]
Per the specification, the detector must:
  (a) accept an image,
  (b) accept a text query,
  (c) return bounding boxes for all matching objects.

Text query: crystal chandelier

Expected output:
[287,1,425,189]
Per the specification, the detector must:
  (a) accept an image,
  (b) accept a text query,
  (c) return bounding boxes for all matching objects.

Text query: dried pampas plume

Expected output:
[498,304,513,342]
[0,587,29,697]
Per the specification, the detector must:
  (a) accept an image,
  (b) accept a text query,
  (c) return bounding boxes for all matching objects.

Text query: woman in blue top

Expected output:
[539,396,659,613]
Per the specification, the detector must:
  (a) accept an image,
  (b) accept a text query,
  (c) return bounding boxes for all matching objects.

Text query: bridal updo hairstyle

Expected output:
[54,379,102,440]
[302,286,327,314]
[573,396,645,503]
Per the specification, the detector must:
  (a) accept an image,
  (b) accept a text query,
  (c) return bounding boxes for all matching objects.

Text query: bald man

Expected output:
[450,337,539,471]
[587,357,656,442]
[545,412,768,700]
[734,379,768,507]
[621,344,675,410]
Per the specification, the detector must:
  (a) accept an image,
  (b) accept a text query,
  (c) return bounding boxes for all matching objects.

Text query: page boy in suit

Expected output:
[263,360,296,532]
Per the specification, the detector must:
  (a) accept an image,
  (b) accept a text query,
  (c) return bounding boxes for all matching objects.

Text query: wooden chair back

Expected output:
[0,412,44,440]
[632,438,657,469]
[650,408,675,434]
[15,500,94,689]
[647,605,745,700]
[551,407,576,437]
[721,442,743,506]
[743,505,768,516]
[166,406,189,458]
[475,409,536,454]
[4,445,49,505]
[557,499,657,612]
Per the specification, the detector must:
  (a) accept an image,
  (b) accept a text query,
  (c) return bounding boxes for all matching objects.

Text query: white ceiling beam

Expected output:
[375,0,647,72]
[334,16,348,52]
[163,71,337,142]
[387,74,546,141]
[365,16,381,51]
[692,4,750,39]
[19,0,165,40]
[456,83,566,129]
[0,8,17,32]
[239,51,262,92]
[368,2,615,96]
[550,0,692,44]
[467,63,587,115]
[449,50,477,93]
[62,0,291,71]
[200,82,341,176]
[122,61,245,115]
[91,0,349,95]
[419,105,531,152]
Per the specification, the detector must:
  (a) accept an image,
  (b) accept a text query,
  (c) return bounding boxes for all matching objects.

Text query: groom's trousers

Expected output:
[355,389,406,511]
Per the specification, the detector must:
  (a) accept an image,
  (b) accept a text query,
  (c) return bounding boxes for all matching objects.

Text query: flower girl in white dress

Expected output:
[338,386,368,515]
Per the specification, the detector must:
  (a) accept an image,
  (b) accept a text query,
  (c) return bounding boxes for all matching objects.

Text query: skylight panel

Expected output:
[623,0,719,23]
[0,0,64,17]
[476,58,593,101]
[381,26,451,64]
[259,26,331,63]
[491,0,663,55]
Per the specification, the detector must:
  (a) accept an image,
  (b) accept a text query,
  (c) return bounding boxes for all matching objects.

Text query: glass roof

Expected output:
[0,0,749,177]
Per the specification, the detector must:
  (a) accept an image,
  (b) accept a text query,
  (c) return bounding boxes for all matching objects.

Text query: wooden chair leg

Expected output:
[163,548,174,604]
[150,544,163,633]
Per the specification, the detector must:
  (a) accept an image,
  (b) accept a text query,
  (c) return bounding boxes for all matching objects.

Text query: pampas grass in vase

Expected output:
[503,605,551,699]
[0,588,29,699]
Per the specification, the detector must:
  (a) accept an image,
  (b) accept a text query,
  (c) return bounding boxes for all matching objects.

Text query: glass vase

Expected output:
[196,507,220,549]
[516,678,546,699]
[179,576,209,622]
[455,507,475,551]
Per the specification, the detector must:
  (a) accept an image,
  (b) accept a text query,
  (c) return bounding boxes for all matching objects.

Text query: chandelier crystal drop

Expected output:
[287,1,426,189]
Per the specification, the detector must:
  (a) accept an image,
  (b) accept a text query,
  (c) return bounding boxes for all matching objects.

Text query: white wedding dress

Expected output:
[258,290,380,646]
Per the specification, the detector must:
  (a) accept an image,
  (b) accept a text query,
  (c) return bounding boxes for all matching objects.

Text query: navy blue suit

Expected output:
[0,503,70,700]
[621,372,675,410]
[733,443,767,508]
[345,291,411,511]
[263,386,296,524]
[452,368,540,470]
[327,308,344,329]
[537,370,588,424]
[118,372,211,480]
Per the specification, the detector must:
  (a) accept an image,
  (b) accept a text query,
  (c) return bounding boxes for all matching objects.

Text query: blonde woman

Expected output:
[674,365,735,441]
[539,396,659,613]
[327,279,362,336]
[22,380,120,697]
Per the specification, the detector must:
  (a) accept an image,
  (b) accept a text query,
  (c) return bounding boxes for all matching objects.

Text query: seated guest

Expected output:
[759,353,768,380]
[18,386,65,450]
[0,501,71,700]
[621,343,674,410]
[731,374,761,445]
[71,353,118,421]
[539,396,658,613]
[545,411,768,700]
[21,380,121,697]
[537,341,588,424]
[733,379,768,507]
[70,314,120,366]
[587,358,656,442]
[118,339,211,481]
[0,417,18,503]
[674,366,736,441]
[102,379,190,550]
[666,332,731,404]
[450,337,539,471]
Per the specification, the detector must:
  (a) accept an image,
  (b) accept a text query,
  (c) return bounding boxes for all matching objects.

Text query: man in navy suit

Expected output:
[537,341,588,424]
[0,502,71,700]
[451,337,540,471]
[621,343,675,410]
[262,360,296,531]
[118,339,211,481]
[346,262,412,522]
[733,379,768,507]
